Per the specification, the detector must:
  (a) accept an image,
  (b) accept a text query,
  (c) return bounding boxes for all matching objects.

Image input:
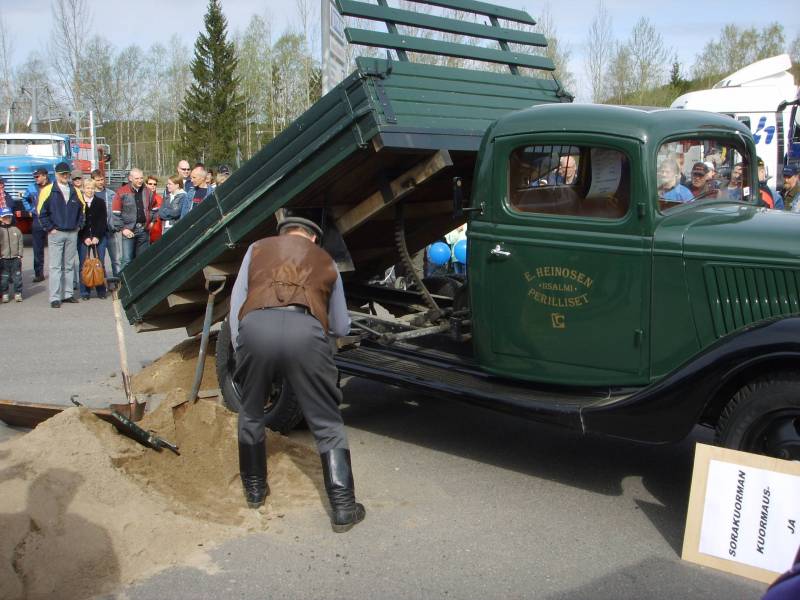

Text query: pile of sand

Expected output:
[132,334,220,395]
[0,393,324,600]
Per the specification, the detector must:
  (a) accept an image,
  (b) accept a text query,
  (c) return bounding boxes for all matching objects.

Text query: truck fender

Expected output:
[581,317,800,444]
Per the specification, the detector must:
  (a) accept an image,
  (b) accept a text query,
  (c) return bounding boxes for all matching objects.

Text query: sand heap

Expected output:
[0,395,324,600]
[132,334,220,395]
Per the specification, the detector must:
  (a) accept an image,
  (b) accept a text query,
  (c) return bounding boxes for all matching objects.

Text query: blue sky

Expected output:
[2,0,797,100]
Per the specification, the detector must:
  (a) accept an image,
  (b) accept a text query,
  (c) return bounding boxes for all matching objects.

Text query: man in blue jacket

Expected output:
[22,167,51,282]
[38,161,84,308]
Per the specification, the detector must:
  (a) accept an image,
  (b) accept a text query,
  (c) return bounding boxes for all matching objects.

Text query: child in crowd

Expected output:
[0,207,23,302]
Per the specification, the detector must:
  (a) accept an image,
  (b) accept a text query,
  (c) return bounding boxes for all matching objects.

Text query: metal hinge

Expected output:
[373,78,397,124]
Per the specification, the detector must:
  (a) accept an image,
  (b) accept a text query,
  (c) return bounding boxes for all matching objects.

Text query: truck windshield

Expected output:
[0,138,66,158]
[657,138,753,212]
[508,144,630,219]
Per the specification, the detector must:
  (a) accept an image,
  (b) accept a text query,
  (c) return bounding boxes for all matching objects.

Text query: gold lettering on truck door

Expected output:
[524,266,594,313]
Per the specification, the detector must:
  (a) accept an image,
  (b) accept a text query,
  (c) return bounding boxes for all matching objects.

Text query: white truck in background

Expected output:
[671,54,800,191]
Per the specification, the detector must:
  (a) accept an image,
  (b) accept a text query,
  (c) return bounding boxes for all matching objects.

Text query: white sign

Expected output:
[586,148,622,199]
[683,443,800,583]
[699,459,800,573]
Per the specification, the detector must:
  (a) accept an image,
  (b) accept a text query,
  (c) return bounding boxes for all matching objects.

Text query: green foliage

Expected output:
[692,23,787,85]
[179,0,244,166]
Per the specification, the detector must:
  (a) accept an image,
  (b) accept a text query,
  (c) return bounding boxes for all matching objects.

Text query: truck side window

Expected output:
[508,145,630,219]
[657,138,752,212]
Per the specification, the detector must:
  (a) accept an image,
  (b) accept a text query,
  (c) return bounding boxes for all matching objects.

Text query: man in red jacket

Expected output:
[111,168,157,270]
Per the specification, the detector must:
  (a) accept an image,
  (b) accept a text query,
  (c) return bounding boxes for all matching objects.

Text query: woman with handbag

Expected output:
[77,178,108,300]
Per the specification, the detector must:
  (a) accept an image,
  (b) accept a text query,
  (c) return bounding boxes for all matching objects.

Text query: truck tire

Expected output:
[215,318,304,434]
[422,276,463,299]
[715,372,800,460]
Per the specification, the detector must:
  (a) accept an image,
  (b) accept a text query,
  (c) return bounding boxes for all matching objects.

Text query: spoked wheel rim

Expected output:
[743,410,800,460]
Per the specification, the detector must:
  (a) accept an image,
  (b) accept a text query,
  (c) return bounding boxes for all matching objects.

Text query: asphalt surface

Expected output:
[2,249,767,599]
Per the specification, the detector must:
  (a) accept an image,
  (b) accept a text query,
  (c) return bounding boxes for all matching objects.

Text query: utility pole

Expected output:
[20,84,48,132]
[89,110,97,170]
[31,86,38,132]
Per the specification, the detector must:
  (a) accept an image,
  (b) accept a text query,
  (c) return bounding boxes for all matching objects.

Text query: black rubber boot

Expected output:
[321,448,366,533]
[239,441,269,509]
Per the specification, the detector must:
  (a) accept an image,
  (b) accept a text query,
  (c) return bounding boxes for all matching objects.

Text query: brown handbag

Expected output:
[81,244,106,288]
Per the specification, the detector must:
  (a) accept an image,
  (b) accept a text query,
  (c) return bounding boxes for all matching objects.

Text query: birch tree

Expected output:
[584,1,613,103]
[627,18,669,104]
[50,0,91,130]
[0,9,13,121]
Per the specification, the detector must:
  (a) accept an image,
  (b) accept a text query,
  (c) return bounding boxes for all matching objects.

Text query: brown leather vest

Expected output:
[238,234,338,331]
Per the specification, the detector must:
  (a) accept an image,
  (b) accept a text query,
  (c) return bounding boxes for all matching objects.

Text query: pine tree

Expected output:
[179,0,243,167]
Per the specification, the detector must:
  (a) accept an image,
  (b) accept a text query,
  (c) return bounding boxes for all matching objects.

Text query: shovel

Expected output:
[106,277,146,421]
[171,275,227,420]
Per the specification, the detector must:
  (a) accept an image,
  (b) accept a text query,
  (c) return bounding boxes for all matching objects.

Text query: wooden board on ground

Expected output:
[0,399,115,429]
[682,443,800,584]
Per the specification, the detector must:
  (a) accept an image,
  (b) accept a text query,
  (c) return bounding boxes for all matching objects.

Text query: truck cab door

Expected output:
[469,135,651,386]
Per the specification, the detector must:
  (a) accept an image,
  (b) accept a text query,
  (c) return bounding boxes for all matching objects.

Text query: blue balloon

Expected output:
[427,242,451,266]
[453,239,467,264]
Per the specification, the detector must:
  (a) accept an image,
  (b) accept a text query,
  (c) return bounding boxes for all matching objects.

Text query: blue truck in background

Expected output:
[0,132,74,233]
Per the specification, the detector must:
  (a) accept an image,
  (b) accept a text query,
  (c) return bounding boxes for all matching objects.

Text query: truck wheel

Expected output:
[215,318,304,434]
[715,372,800,460]
[422,276,463,299]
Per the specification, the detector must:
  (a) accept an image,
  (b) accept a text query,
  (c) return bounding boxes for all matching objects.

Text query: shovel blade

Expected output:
[109,401,146,422]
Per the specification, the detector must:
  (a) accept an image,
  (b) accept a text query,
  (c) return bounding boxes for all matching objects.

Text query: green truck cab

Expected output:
[119,1,800,460]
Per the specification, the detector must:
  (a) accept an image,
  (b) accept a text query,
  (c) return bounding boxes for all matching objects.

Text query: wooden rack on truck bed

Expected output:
[118,0,569,334]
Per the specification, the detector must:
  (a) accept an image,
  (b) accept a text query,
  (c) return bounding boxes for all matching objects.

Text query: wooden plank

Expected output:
[0,399,114,429]
[335,150,453,235]
[402,0,536,24]
[186,296,230,337]
[203,262,240,278]
[346,29,554,71]
[356,56,558,90]
[135,314,197,332]
[337,0,546,46]
[167,290,210,308]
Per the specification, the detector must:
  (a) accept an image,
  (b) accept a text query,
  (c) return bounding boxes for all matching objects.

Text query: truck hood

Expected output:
[656,202,800,340]
[656,202,800,265]
[0,156,59,173]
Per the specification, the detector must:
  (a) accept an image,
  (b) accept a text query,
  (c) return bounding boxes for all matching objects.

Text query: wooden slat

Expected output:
[337,0,546,46]
[135,314,199,332]
[335,150,453,235]
[186,296,230,337]
[405,0,536,24]
[167,290,211,308]
[203,262,240,278]
[0,400,114,429]
[346,29,554,71]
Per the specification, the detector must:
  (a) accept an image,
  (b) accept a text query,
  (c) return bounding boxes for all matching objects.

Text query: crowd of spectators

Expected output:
[0,159,230,306]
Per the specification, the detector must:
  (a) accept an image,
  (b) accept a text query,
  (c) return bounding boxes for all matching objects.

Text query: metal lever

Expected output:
[490,244,511,257]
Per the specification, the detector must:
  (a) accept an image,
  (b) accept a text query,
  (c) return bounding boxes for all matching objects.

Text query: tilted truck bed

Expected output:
[120,0,569,332]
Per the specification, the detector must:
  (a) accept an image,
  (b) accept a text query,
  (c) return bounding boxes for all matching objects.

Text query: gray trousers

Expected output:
[48,229,78,302]
[106,231,122,277]
[235,308,348,454]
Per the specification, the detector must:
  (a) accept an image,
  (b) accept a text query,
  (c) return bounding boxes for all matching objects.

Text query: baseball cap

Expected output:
[756,157,765,167]
[784,165,799,177]
[55,161,71,174]
[71,169,83,180]
[217,164,231,175]
[0,207,12,218]
[691,162,709,175]
[33,167,48,176]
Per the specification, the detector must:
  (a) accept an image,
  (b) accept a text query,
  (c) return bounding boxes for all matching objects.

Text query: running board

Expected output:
[335,345,630,433]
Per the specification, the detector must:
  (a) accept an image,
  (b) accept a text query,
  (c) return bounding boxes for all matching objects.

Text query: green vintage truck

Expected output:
[120,0,800,459]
